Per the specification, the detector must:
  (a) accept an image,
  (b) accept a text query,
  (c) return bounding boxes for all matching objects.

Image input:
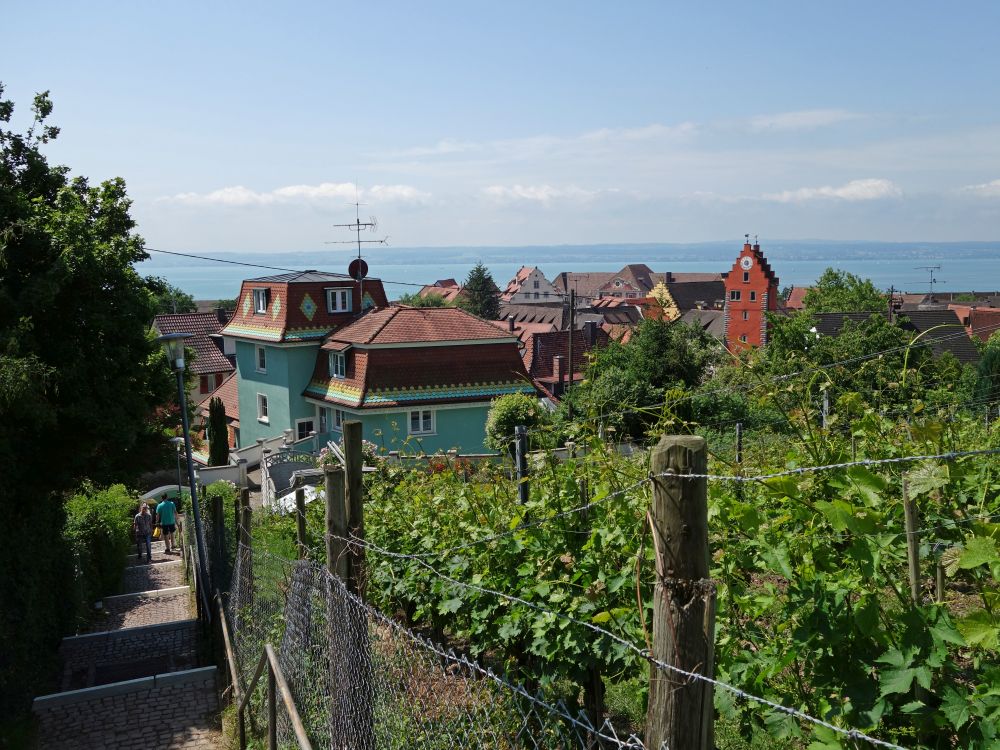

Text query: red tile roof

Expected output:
[197,372,239,427]
[153,313,234,375]
[324,306,514,347]
[785,286,809,310]
[418,284,466,304]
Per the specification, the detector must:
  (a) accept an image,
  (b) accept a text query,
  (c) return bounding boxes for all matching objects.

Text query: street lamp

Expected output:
[157,332,212,614]
[169,436,185,511]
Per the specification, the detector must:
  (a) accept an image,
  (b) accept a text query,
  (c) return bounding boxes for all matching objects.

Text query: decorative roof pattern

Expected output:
[221,277,388,343]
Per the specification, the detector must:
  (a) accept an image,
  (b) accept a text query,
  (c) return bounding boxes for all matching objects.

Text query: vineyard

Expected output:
[241,316,1000,749]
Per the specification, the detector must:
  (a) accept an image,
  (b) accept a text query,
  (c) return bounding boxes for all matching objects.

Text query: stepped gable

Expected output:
[153,312,233,375]
[723,240,781,350]
[305,306,533,408]
[221,270,389,343]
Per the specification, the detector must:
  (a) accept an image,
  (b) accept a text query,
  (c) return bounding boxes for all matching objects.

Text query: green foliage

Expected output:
[802,268,886,313]
[0,83,177,714]
[974,332,1000,404]
[63,484,138,608]
[484,393,550,454]
[397,291,450,308]
[216,298,237,310]
[457,262,500,320]
[147,275,196,314]
[208,396,229,466]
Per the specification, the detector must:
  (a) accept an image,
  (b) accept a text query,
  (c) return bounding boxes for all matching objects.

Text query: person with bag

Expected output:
[155,493,178,554]
[133,502,154,562]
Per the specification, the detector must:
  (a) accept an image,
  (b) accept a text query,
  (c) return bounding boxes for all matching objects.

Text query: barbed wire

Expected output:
[339,533,907,750]
[655,447,1000,483]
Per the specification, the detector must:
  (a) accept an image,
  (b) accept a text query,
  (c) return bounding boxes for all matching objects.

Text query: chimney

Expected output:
[215,307,230,325]
[553,355,565,397]
[583,321,597,347]
[508,314,516,333]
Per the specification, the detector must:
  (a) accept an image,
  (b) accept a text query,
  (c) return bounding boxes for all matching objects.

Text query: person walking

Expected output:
[133,502,154,562]
[155,493,178,554]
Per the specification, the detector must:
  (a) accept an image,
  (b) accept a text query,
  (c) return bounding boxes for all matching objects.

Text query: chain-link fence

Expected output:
[227,544,646,749]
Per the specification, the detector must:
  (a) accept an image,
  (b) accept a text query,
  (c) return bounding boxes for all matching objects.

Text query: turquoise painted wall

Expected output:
[313,403,493,454]
[236,341,321,446]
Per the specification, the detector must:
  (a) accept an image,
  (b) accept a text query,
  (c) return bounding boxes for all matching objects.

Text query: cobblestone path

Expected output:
[34,517,223,749]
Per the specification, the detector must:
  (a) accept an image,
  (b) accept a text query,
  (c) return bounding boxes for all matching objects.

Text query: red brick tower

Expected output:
[724,237,779,351]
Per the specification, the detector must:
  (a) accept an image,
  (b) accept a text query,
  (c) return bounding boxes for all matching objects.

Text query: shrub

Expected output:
[484,393,549,456]
[63,484,137,605]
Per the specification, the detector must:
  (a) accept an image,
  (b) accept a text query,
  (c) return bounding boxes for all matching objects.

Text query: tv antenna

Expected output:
[915,265,944,296]
[325,200,389,311]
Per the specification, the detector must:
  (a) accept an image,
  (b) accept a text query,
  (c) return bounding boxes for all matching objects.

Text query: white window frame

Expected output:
[257,393,269,423]
[329,351,346,378]
[295,418,315,441]
[742,310,749,320]
[253,288,268,314]
[333,408,345,431]
[326,287,352,314]
[750,290,757,302]
[730,290,741,301]
[408,408,435,436]
[255,345,267,373]
[318,407,328,433]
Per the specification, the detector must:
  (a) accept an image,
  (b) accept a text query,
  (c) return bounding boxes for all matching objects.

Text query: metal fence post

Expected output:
[646,435,715,750]
[295,488,307,559]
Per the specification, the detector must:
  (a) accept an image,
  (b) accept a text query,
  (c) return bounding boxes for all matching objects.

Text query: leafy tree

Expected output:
[802,268,886,313]
[147,275,196,314]
[216,297,237,310]
[0,84,176,713]
[208,396,229,466]
[458,262,500,320]
[396,291,450,308]
[975,331,1000,406]
[485,392,549,456]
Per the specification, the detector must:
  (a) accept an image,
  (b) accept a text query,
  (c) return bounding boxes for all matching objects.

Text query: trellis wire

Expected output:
[227,544,648,749]
[343,533,907,750]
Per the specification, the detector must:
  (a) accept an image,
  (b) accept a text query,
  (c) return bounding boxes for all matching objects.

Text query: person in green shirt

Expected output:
[155,493,178,554]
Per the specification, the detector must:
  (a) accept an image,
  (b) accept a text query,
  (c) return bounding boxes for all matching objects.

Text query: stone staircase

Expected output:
[33,532,223,749]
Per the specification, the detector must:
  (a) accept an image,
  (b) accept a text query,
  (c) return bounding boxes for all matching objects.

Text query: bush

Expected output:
[63,484,138,606]
[484,393,549,456]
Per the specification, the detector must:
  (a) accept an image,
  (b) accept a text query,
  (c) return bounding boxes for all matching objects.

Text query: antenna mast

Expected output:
[915,265,944,297]
[325,199,389,311]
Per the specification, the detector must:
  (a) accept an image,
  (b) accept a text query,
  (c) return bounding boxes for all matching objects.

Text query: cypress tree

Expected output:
[208,396,229,466]
[460,262,501,320]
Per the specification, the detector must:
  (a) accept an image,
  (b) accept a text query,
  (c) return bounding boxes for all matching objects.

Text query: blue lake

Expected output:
[138,241,1000,301]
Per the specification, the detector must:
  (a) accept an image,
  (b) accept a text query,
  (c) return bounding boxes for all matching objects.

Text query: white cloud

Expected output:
[747,109,864,132]
[482,184,609,204]
[960,179,1000,197]
[162,181,430,206]
[763,178,902,203]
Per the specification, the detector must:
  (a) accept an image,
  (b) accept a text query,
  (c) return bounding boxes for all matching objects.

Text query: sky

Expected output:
[3,1,1000,250]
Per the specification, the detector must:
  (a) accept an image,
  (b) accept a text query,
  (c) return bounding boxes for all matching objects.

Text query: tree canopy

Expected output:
[396,291,450,308]
[148,276,197,314]
[208,396,229,466]
[458,262,501,320]
[0,84,176,711]
[802,268,886,313]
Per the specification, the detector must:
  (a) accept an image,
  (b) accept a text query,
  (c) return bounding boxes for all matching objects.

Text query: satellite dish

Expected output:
[348,258,368,281]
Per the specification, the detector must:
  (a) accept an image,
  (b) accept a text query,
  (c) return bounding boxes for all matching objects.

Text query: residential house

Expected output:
[418,279,466,304]
[501,266,560,304]
[948,305,1000,342]
[153,312,235,400]
[302,306,536,453]
[813,310,980,364]
[220,271,389,448]
[521,323,609,399]
[554,264,722,303]
[197,372,240,449]
[723,241,780,350]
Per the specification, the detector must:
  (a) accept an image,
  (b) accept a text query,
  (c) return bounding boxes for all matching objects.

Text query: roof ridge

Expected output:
[365,306,401,343]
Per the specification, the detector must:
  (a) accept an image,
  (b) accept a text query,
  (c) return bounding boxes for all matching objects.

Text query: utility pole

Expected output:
[567,289,576,420]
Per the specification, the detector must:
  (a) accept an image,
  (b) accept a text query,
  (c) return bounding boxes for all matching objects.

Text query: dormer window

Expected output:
[329,351,346,378]
[253,288,269,314]
[326,288,352,313]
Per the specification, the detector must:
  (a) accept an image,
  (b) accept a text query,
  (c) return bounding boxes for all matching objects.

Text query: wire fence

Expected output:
[227,544,648,750]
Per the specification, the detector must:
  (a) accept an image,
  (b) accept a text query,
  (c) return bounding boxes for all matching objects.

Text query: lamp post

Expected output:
[169,436,184,512]
[156,332,212,610]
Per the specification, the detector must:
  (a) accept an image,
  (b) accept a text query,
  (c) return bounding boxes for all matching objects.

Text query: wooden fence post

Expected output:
[295,488,307,560]
[646,435,715,750]
[903,477,921,604]
[515,425,529,503]
[324,465,347,580]
[344,421,366,596]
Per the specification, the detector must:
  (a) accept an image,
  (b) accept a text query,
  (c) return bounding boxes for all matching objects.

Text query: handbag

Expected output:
[153,525,162,540]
